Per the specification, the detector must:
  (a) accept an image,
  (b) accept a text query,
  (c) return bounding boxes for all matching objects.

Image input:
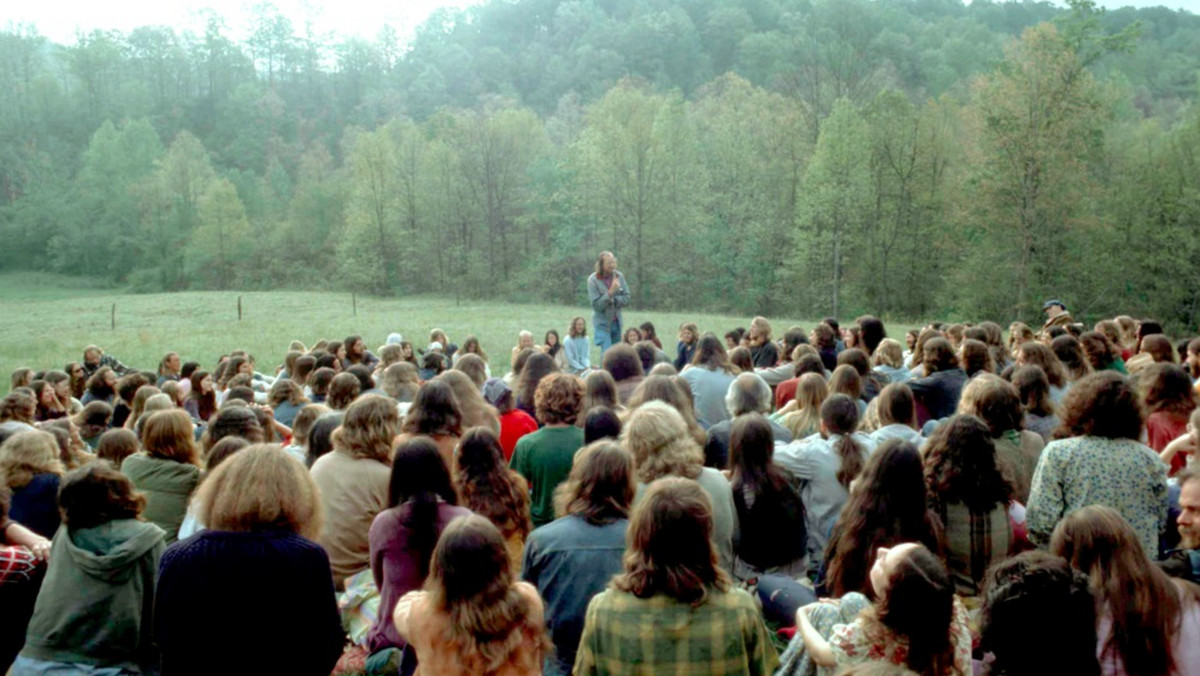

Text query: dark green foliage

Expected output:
[0,1,1199,329]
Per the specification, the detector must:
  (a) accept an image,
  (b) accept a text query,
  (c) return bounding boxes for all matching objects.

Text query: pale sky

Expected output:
[4,0,1199,45]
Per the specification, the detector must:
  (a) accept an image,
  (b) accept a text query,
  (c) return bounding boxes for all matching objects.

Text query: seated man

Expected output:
[81,345,135,378]
[1162,467,1200,584]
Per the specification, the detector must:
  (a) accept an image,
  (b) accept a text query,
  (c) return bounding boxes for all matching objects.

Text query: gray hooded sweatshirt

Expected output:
[20,519,165,673]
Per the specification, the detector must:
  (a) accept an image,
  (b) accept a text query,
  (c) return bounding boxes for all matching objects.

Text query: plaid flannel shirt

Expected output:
[0,545,40,585]
[573,587,779,676]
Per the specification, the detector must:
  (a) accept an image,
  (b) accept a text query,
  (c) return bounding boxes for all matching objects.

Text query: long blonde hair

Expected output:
[0,430,64,489]
[621,401,703,483]
[781,373,828,439]
[197,444,323,540]
[332,394,401,463]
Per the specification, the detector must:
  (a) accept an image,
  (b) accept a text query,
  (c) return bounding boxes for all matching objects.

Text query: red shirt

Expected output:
[498,409,539,462]
[1146,410,1190,475]
[775,378,799,410]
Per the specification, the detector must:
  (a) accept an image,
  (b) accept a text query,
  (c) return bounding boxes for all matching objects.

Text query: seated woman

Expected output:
[0,431,66,539]
[155,444,345,676]
[822,440,943,601]
[121,410,201,544]
[367,437,471,670]
[13,464,164,676]
[728,413,808,581]
[393,514,549,676]
[573,477,778,676]
[1051,505,1200,676]
[311,395,399,588]
[923,415,1014,597]
[786,543,970,676]
[455,427,531,570]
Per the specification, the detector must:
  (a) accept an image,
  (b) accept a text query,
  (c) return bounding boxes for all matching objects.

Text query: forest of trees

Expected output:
[2,0,1200,328]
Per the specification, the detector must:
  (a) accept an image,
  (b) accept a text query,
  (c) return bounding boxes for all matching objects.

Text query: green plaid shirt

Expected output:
[573,586,779,676]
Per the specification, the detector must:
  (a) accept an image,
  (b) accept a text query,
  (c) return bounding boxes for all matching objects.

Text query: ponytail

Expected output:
[822,394,865,488]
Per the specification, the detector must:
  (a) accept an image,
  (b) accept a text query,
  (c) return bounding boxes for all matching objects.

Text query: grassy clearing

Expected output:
[0,274,917,392]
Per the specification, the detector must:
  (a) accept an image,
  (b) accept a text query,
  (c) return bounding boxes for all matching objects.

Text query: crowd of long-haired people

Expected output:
[1,306,1199,676]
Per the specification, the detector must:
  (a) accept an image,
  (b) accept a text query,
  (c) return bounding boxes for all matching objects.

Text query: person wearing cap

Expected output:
[587,252,630,356]
[1041,299,1074,336]
[484,378,539,462]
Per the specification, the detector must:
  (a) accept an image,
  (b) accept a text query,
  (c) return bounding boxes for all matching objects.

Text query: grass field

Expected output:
[0,273,916,392]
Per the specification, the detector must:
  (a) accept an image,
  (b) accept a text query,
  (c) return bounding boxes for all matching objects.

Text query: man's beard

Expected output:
[1180,530,1200,551]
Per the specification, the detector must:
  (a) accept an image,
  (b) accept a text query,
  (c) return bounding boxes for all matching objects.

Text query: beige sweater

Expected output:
[310,450,390,588]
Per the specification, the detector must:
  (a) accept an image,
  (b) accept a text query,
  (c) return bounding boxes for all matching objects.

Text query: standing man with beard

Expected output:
[587,251,630,356]
[1162,466,1200,584]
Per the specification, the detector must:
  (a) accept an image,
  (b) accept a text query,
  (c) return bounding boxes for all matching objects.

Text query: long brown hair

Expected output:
[1051,505,1200,675]
[187,370,216,422]
[691,334,736,373]
[424,514,550,674]
[865,544,958,675]
[553,441,635,525]
[455,427,532,544]
[612,476,731,605]
[923,415,1014,512]
[140,410,200,465]
[1139,363,1198,418]
[824,441,943,600]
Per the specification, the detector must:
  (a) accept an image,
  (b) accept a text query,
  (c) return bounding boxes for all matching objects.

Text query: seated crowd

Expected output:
[1,307,1199,676]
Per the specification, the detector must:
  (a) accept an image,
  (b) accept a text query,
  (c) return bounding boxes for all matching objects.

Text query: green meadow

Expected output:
[0,273,917,391]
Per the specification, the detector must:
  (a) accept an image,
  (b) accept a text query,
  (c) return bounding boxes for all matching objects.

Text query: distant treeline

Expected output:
[1,0,1200,328]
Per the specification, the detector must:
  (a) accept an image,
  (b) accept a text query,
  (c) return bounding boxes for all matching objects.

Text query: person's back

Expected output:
[681,365,737,428]
[524,515,628,676]
[120,453,200,544]
[311,449,390,586]
[572,478,778,676]
[16,465,164,676]
[157,529,343,676]
[511,425,584,527]
[576,585,774,676]
[1026,435,1166,554]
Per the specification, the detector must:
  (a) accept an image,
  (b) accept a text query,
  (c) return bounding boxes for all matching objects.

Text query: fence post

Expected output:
[111,303,116,330]
[352,293,357,317]
[238,296,243,321]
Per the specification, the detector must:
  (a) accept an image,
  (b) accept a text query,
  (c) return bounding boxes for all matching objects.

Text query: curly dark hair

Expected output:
[980,551,1099,676]
[58,462,145,529]
[1078,331,1119,371]
[923,415,1014,512]
[1054,372,1144,440]
[823,439,943,600]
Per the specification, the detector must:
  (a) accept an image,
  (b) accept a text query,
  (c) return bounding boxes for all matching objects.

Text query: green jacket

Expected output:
[120,454,201,543]
[21,519,165,673]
